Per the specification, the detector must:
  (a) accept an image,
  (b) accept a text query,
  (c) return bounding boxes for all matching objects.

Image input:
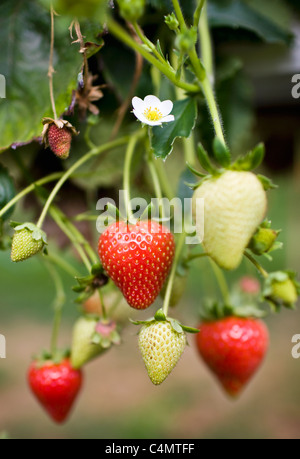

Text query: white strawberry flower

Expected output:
[132,95,175,126]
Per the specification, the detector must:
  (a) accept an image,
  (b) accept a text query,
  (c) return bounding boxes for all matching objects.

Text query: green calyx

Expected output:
[32,348,71,367]
[72,265,108,303]
[10,222,47,262]
[263,271,300,310]
[130,308,199,334]
[164,13,179,32]
[175,27,197,53]
[199,299,266,322]
[186,138,275,190]
[248,220,281,256]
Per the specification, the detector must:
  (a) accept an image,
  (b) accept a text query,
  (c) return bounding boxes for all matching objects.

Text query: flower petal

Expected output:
[160,100,173,116]
[143,95,161,109]
[162,114,175,122]
[132,96,144,112]
[133,109,147,123]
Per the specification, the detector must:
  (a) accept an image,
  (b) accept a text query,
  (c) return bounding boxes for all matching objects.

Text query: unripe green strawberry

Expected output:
[11,223,47,262]
[71,316,120,369]
[263,271,299,309]
[248,227,279,255]
[192,171,267,270]
[71,317,104,369]
[272,279,297,304]
[138,321,186,385]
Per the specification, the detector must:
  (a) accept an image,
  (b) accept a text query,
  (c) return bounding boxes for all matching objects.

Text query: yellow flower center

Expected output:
[143,106,163,121]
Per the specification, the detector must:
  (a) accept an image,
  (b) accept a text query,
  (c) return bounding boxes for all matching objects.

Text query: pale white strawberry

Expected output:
[138,321,186,385]
[192,171,267,270]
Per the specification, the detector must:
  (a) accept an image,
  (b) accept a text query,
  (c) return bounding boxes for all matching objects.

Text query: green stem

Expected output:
[163,231,186,316]
[98,287,107,321]
[132,22,166,66]
[198,2,226,146]
[171,0,206,82]
[199,1,213,79]
[171,0,186,30]
[153,160,174,201]
[123,134,140,221]
[194,0,205,28]
[44,261,66,356]
[64,218,98,265]
[49,206,92,272]
[185,251,208,263]
[107,17,200,94]
[46,252,80,277]
[209,259,230,305]
[36,136,130,229]
[0,172,63,219]
[201,77,226,146]
[147,151,165,220]
[244,251,268,279]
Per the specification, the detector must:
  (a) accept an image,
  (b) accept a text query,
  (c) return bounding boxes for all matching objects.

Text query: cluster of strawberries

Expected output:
[9,125,299,423]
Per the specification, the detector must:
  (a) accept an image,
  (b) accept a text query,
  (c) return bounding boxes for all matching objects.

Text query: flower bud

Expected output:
[175,27,197,53]
[164,13,179,32]
[117,0,145,22]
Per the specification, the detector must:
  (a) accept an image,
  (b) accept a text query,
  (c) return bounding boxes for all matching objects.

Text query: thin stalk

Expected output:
[147,152,165,220]
[199,1,213,79]
[0,172,63,219]
[132,22,166,66]
[194,0,205,28]
[46,252,80,278]
[44,261,66,355]
[244,251,268,278]
[107,17,200,94]
[48,6,57,120]
[162,231,186,316]
[36,136,131,229]
[49,206,92,272]
[123,135,140,221]
[201,77,226,146]
[153,160,174,201]
[209,259,230,305]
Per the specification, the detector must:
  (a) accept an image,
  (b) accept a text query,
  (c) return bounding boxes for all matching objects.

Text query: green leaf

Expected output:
[208,0,292,44]
[0,0,83,152]
[151,98,197,160]
[212,137,231,168]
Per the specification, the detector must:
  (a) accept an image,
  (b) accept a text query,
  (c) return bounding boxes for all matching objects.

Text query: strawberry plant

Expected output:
[0,0,299,429]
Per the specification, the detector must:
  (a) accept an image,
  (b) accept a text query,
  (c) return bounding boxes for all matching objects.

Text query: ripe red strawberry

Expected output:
[28,358,83,423]
[196,317,269,396]
[98,220,175,309]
